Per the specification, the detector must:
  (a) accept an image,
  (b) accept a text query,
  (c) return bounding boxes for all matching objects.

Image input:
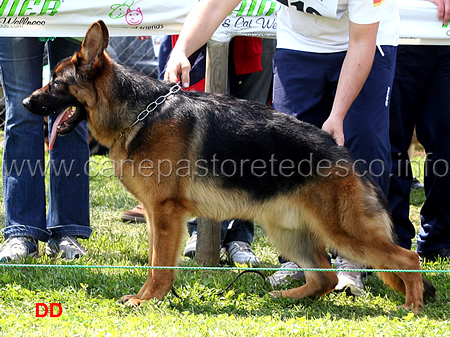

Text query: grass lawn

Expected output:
[0,135,449,336]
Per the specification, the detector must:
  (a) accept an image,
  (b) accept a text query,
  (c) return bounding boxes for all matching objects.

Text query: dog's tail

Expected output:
[422,276,437,301]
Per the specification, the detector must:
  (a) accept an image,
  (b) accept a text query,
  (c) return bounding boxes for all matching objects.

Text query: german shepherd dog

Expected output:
[24,21,434,313]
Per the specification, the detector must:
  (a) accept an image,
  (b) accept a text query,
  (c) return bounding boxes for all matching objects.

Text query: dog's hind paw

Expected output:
[398,303,423,315]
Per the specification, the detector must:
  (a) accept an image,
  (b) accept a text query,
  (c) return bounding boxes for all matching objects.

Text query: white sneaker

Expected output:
[334,256,365,296]
[45,236,86,260]
[0,236,39,262]
[184,231,197,258]
[225,241,260,266]
[267,261,305,287]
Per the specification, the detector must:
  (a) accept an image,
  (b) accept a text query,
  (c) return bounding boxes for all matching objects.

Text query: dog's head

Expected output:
[23,20,110,149]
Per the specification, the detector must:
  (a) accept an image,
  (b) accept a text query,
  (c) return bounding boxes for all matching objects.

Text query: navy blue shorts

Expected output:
[272,46,397,194]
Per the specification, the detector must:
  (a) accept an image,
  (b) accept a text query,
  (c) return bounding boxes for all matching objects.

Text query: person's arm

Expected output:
[427,0,450,24]
[321,21,379,146]
[164,0,241,87]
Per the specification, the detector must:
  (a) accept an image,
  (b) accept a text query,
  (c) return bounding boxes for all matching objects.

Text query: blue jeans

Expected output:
[0,37,91,242]
[187,219,254,246]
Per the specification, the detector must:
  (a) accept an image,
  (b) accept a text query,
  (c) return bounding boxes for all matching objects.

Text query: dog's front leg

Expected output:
[121,206,154,304]
[121,204,185,306]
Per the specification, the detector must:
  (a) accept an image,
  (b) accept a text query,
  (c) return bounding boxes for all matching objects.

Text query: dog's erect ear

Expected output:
[77,20,110,73]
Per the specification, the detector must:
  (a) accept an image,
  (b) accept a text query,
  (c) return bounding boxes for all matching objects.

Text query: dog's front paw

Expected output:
[120,294,144,306]
[269,290,283,298]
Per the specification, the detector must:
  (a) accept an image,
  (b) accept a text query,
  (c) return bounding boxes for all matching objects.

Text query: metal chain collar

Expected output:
[120,83,182,137]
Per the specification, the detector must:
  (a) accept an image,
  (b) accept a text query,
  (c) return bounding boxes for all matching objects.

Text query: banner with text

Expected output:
[398,0,450,41]
[0,0,197,36]
[0,0,449,42]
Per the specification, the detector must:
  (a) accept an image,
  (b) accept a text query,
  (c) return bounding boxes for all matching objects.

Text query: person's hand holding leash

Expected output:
[163,0,240,87]
[164,49,192,88]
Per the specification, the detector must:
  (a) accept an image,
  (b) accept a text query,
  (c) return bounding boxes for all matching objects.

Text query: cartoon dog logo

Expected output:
[109,0,134,19]
[109,0,144,26]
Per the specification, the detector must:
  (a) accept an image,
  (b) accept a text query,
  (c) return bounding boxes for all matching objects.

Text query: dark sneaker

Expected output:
[419,247,450,262]
[411,177,424,190]
[334,256,365,296]
[121,204,146,223]
[46,236,87,260]
[267,261,305,287]
[0,236,39,262]
[224,241,260,266]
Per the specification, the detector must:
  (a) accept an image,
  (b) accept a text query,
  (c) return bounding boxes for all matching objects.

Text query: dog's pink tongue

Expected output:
[49,110,68,150]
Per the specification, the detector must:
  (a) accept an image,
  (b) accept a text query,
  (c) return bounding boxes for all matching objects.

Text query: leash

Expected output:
[215,269,267,297]
[171,269,268,301]
[119,82,182,137]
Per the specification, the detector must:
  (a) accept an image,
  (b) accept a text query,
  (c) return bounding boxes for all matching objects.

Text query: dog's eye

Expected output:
[52,79,65,91]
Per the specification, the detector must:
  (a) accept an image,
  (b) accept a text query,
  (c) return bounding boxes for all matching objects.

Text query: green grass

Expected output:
[0,135,449,336]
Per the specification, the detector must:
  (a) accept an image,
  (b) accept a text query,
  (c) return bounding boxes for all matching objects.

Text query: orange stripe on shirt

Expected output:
[373,0,384,7]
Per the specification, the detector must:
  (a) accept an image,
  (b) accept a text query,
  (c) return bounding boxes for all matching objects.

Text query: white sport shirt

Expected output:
[276,0,400,52]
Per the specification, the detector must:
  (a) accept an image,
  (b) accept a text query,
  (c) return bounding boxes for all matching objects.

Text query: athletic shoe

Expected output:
[267,261,305,287]
[411,177,424,190]
[0,236,39,262]
[419,247,450,262]
[184,231,197,258]
[334,256,365,296]
[121,204,146,223]
[46,236,87,260]
[225,241,260,266]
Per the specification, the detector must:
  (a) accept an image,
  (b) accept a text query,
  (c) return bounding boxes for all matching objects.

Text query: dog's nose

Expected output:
[23,97,31,111]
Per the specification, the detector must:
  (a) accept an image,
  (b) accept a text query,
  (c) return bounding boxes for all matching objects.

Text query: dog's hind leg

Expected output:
[329,220,427,313]
[367,245,426,314]
[267,227,338,300]
[300,174,432,313]
[370,245,427,314]
[328,210,429,313]
[121,199,188,306]
[273,251,338,300]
